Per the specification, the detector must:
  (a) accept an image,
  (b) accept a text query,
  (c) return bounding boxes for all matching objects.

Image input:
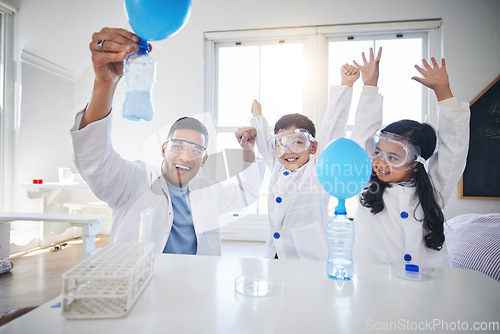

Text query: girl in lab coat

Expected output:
[236,56,384,260]
[352,57,470,268]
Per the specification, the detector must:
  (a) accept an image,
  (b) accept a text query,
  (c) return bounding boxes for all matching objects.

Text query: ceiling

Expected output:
[20,0,129,81]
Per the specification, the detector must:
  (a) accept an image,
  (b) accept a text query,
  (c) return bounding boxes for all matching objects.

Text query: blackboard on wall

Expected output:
[459,75,500,199]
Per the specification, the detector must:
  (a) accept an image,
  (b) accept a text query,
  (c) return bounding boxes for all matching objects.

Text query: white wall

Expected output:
[13,0,500,221]
[11,63,72,212]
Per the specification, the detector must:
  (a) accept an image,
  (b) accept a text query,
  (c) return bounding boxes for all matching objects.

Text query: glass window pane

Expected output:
[376,38,422,124]
[215,132,271,215]
[217,130,268,158]
[329,40,373,126]
[217,42,304,128]
[328,37,423,126]
[328,40,373,88]
[216,132,240,152]
[259,43,304,127]
[217,45,260,127]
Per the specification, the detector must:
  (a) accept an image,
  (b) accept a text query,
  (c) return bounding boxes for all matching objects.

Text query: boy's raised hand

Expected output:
[353,47,382,87]
[251,100,262,117]
[412,57,453,101]
[341,64,360,87]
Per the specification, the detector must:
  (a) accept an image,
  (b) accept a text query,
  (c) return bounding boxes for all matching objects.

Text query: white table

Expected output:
[0,212,106,259]
[18,182,108,251]
[21,182,90,208]
[1,255,499,333]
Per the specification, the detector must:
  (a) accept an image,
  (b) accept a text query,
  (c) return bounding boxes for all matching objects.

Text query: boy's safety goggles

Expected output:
[267,129,315,157]
[366,132,424,169]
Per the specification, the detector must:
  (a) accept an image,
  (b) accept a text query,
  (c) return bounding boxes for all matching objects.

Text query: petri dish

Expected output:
[390,261,434,281]
[235,274,284,297]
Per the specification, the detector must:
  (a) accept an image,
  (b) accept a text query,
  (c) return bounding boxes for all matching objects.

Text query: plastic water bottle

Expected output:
[326,208,354,280]
[122,39,156,121]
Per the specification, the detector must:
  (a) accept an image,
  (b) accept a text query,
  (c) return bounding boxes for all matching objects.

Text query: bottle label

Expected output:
[124,53,156,90]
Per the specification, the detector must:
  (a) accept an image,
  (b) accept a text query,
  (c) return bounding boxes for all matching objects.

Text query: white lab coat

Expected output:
[71,110,261,255]
[251,85,383,260]
[353,98,470,268]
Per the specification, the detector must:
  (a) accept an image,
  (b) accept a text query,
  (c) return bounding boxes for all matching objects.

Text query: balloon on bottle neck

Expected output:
[335,199,347,216]
[124,0,192,41]
[122,0,192,122]
[316,138,372,216]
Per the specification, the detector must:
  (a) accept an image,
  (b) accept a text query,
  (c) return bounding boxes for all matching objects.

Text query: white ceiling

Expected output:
[19,0,129,81]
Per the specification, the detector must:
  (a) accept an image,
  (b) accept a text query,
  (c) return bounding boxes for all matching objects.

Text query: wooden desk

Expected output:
[1,255,499,333]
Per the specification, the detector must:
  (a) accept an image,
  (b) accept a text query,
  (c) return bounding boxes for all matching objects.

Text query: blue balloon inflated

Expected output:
[125,0,192,41]
[317,138,372,201]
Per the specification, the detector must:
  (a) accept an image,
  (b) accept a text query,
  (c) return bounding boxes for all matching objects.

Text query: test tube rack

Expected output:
[61,242,154,319]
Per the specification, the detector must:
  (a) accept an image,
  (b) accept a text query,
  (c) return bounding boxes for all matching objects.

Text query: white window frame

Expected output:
[327,31,428,130]
[205,20,441,131]
[213,38,307,131]
[0,3,16,211]
[204,20,441,239]
[318,20,442,127]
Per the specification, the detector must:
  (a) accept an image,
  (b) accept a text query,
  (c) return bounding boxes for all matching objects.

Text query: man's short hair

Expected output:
[167,117,209,146]
[274,113,316,138]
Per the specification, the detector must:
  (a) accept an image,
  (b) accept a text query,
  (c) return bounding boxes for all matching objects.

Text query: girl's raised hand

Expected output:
[353,47,382,87]
[412,57,453,101]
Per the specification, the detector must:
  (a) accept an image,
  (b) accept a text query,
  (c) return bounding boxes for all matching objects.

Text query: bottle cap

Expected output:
[138,39,149,54]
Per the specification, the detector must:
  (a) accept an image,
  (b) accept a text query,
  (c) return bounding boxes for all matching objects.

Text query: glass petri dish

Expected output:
[390,261,434,281]
[235,274,284,297]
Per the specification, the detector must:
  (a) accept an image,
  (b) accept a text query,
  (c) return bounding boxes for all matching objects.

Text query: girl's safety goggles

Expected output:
[366,132,424,169]
[267,129,315,157]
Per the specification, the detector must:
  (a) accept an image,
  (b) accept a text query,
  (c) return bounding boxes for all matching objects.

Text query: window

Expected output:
[216,41,305,130]
[327,32,427,129]
[0,4,16,211]
[205,20,441,222]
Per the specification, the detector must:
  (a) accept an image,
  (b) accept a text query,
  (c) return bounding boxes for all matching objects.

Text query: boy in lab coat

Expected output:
[237,53,383,260]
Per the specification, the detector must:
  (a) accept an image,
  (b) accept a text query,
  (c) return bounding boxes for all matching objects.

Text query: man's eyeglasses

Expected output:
[166,139,207,159]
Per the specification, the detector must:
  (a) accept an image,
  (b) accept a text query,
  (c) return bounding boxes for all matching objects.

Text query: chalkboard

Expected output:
[459,75,500,199]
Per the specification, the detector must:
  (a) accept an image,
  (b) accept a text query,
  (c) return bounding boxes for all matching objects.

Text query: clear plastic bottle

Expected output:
[326,206,354,280]
[122,39,156,121]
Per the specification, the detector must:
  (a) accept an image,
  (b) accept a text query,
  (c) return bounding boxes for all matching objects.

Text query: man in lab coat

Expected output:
[71,27,261,255]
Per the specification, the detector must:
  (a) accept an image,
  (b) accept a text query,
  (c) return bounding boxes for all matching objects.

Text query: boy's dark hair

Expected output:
[274,113,316,137]
[359,119,445,251]
[167,117,209,146]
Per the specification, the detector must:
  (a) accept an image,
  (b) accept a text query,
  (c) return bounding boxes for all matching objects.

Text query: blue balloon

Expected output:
[125,0,192,41]
[317,138,372,205]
